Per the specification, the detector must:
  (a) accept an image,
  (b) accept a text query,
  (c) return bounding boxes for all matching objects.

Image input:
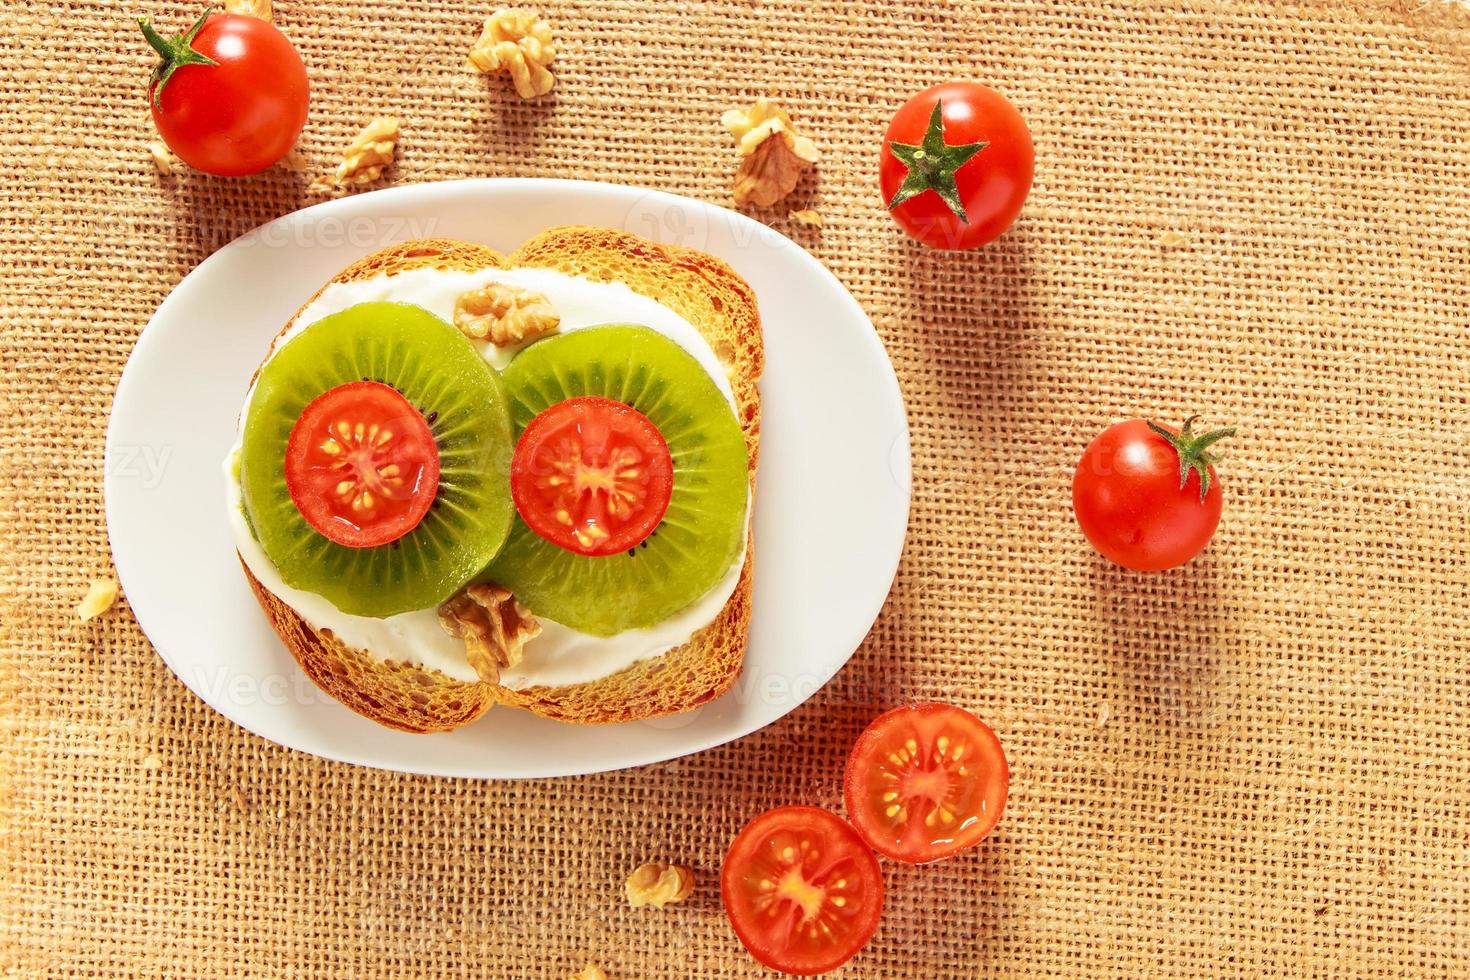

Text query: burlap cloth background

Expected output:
[3,1,1469,976]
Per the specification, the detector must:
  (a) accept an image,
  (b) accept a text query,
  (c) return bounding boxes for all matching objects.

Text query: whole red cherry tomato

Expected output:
[879,81,1034,249]
[139,7,309,176]
[1072,416,1235,571]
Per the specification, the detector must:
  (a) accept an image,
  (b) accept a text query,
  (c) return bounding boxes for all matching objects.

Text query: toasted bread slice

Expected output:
[238,229,761,732]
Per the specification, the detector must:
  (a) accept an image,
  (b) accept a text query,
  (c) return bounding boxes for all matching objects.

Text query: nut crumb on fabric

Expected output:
[309,117,400,194]
[141,753,163,771]
[76,579,119,621]
[468,8,556,99]
[1158,229,1189,247]
[280,148,308,172]
[625,861,695,908]
[571,967,606,980]
[789,208,822,226]
[454,283,560,345]
[721,98,819,208]
[147,142,175,175]
[223,0,271,19]
[1096,701,1111,728]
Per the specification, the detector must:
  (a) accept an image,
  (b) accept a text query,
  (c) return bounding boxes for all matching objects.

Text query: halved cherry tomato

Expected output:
[721,806,883,976]
[285,381,440,548]
[844,703,1009,865]
[510,396,674,557]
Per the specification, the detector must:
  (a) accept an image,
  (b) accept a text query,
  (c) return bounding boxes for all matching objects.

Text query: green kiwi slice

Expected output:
[240,302,515,617]
[487,325,749,636]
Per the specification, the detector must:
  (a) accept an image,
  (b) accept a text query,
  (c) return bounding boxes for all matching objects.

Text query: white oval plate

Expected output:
[106,178,909,778]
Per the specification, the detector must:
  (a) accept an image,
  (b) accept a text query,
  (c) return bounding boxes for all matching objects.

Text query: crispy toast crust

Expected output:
[237,230,761,731]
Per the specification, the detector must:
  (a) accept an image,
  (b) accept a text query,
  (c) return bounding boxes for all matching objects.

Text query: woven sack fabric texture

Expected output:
[2,1,1469,976]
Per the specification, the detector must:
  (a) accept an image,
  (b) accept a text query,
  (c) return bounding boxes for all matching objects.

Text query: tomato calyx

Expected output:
[1146,415,1236,500]
[139,6,221,107]
[885,101,989,223]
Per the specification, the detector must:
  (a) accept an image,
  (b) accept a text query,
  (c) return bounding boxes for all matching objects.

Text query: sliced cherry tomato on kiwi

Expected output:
[285,381,440,549]
[845,703,1009,864]
[880,81,1034,249]
[721,806,883,976]
[1072,416,1234,571]
[510,396,674,557]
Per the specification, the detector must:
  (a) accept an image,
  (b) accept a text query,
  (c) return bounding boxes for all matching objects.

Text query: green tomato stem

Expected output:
[885,101,989,224]
[139,5,221,108]
[1147,416,1236,501]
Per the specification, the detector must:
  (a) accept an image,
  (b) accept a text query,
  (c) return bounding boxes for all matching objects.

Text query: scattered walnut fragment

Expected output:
[789,208,822,227]
[1158,230,1189,248]
[223,0,271,20]
[570,967,606,980]
[721,98,819,208]
[438,584,541,684]
[77,579,119,622]
[308,117,400,194]
[280,148,308,173]
[468,8,556,99]
[148,142,176,175]
[454,283,559,345]
[626,861,695,909]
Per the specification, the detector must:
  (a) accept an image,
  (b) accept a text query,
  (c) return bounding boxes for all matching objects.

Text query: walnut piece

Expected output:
[468,8,556,99]
[721,98,819,208]
[454,283,560,346]
[309,117,400,194]
[625,862,695,909]
[570,968,606,980]
[77,579,119,622]
[280,148,308,173]
[438,584,541,684]
[147,142,176,175]
[223,0,271,20]
[789,208,822,227]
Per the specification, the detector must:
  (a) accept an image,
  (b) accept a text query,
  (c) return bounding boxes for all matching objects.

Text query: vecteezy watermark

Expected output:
[189,660,858,728]
[889,431,913,497]
[104,443,174,490]
[636,666,840,731]
[633,659,993,732]
[142,212,447,253]
[618,189,792,255]
[188,664,335,709]
[235,214,445,251]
